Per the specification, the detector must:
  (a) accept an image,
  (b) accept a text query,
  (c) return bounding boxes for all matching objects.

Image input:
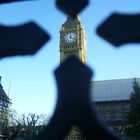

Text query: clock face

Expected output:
[64,32,77,43]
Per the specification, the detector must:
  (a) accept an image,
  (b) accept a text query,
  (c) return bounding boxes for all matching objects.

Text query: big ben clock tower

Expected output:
[59,15,86,64]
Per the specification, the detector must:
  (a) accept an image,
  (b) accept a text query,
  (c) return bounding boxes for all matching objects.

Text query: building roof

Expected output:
[90,78,140,102]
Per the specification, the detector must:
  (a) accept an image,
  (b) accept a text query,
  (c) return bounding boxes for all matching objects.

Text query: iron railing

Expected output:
[1,0,140,140]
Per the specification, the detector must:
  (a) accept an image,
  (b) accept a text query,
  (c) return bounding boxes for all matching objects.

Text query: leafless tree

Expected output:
[1,109,48,140]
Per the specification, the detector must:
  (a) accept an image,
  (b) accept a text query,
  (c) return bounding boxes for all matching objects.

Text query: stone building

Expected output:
[59,15,140,138]
[59,15,86,64]
[91,78,140,128]
[59,16,87,139]
[65,126,86,140]
[0,76,11,135]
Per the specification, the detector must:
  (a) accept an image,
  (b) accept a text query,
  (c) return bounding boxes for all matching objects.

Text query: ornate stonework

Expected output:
[0,76,11,135]
[59,16,86,64]
[65,126,86,140]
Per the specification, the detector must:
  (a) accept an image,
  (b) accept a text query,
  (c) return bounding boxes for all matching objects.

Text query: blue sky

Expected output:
[0,0,140,116]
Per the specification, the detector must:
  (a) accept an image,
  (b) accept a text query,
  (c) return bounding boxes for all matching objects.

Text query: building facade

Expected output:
[91,78,140,127]
[0,76,11,136]
[59,15,86,64]
[59,16,87,139]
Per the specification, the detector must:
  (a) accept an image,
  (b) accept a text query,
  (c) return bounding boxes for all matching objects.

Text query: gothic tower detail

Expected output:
[59,16,86,64]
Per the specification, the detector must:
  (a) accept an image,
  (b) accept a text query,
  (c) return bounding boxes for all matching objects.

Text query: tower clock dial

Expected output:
[64,32,77,43]
[60,16,86,64]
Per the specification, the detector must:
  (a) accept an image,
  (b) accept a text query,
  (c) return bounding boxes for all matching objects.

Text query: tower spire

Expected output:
[67,15,80,20]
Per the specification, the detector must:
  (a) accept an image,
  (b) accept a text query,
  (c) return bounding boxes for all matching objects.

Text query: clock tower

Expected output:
[59,16,86,64]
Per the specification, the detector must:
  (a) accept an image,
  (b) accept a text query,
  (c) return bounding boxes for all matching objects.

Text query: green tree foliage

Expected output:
[126,78,140,138]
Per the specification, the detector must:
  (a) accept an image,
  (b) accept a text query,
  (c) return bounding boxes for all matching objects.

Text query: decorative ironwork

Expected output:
[0,0,31,4]
[56,0,89,18]
[0,0,139,140]
[97,13,140,46]
[0,22,50,59]
[32,56,120,140]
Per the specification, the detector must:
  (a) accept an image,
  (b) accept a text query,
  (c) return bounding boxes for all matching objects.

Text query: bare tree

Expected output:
[9,112,48,140]
[0,109,48,140]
